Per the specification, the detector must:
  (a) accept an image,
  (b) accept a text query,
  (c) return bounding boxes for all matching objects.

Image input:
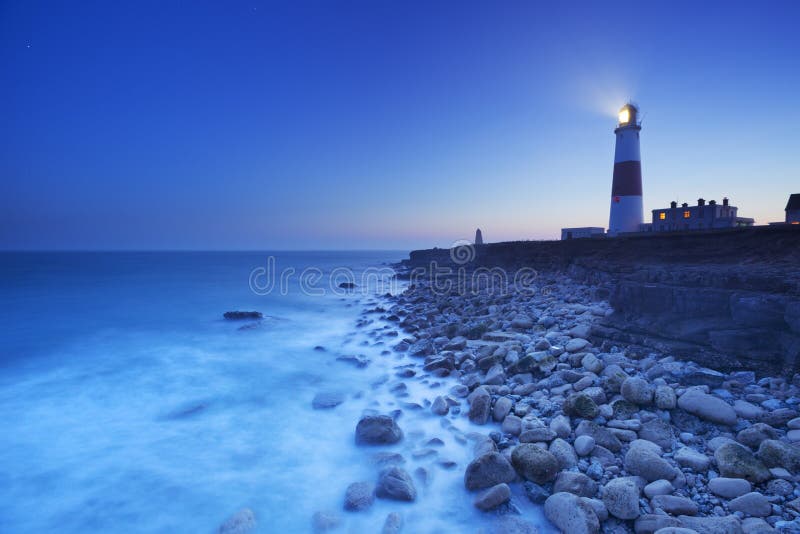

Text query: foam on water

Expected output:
[0,252,550,533]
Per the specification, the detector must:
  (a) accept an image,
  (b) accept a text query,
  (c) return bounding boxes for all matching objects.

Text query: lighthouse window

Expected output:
[683,211,691,218]
[659,212,666,220]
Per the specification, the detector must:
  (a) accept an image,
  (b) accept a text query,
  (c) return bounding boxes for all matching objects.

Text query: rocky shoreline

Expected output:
[217,259,800,533]
[337,268,800,534]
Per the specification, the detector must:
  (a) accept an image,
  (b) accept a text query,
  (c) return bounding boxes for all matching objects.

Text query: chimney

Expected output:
[709,199,717,206]
[670,201,677,208]
[723,197,729,206]
[698,198,705,206]
[682,202,689,208]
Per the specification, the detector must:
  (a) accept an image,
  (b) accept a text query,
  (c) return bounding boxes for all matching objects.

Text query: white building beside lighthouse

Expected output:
[608,103,644,235]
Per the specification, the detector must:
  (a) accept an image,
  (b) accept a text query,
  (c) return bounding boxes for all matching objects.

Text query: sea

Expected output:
[0,251,549,533]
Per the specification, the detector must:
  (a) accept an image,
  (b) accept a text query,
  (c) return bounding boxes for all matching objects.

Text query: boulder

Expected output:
[756,439,800,472]
[474,483,511,511]
[714,443,771,483]
[575,435,596,456]
[622,377,655,405]
[624,439,676,482]
[223,311,262,320]
[644,479,674,498]
[639,418,675,450]
[564,392,599,419]
[493,396,513,421]
[468,387,492,425]
[655,386,677,410]
[553,471,598,497]
[728,492,771,517]
[544,492,600,534]
[602,476,641,520]
[674,447,711,472]
[677,515,743,534]
[737,423,778,449]
[343,481,374,511]
[634,514,683,534]
[312,392,346,410]
[511,443,559,484]
[651,495,698,516]
[312,511,341,532]
[566,338,590,353]
[708,477,752,499]
[355,415,403,445]
[576,420,623,452]
[520,428,557,443]
[549,438,578,469]
[464,452,517,490]
[375,467,416,501]
[431,396,449,415]
[677,389,737,426]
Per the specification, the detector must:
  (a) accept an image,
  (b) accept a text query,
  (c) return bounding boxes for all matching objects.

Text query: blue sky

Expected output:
[2,1,798,250]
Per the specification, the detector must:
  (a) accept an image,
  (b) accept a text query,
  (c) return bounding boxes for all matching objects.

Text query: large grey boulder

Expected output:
[375,467,416,501]
[355,415,403,445]
[602,476,641,520]
[677,389,737,426]
[544,492,600,534]
[511,443,559,484]
[714,443,771,483]
[464,452,517,490]
[624,439,676,482]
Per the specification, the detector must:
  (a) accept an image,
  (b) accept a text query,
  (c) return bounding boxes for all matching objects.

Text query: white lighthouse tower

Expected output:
[608,103,644,235]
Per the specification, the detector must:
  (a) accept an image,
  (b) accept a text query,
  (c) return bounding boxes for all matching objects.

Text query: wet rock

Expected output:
[464,452,517,490]
[312,510,342,532]
[502,414,522,436]
[511,443,559,484]
[381,512,402,534]
[708,477,752,499]
[602,476,641,520]
[553,471,598,497]
[550,414,571,438]
[355,415,403,445]
[312,392,346,410]
[714,443,771,483]
[624,439,676,482]
[544,491,600,534]
[523,481,550,504]
[651,495,698,516]
[728,492,771,517]
[582,353,604,374]
[511,314,534,330]
[493,397,513,422]
[431,396,449,416]
[474,483,511,511]
[375,467,416,501]
[485,516,539,534]
[344,481,374,511]
[566,338,590,353]
[224,311,262,320]
[218,508,256,534]
[520,427,557,443]
[677,389,737,426]
[622,377,655,406]
[468,387,492,425]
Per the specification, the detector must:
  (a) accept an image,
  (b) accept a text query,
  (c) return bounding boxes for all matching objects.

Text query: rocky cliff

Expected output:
[402,226,800,374]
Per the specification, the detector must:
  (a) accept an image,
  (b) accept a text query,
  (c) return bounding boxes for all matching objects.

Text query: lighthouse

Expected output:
[608,103,644,235]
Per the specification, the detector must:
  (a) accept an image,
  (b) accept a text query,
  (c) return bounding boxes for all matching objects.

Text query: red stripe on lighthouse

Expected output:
[611,161,642,196]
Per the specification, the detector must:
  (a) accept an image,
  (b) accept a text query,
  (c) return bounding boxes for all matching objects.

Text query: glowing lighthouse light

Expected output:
[608,103,644,235]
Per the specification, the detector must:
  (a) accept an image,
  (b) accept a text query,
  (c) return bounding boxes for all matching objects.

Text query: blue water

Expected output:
[0,252,548,533]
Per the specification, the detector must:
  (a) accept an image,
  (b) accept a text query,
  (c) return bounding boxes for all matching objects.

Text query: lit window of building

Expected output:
[683,211,691,218]
[659,212,666,220]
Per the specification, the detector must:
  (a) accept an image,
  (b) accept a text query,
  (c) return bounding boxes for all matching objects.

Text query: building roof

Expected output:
[786,194,800,211]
